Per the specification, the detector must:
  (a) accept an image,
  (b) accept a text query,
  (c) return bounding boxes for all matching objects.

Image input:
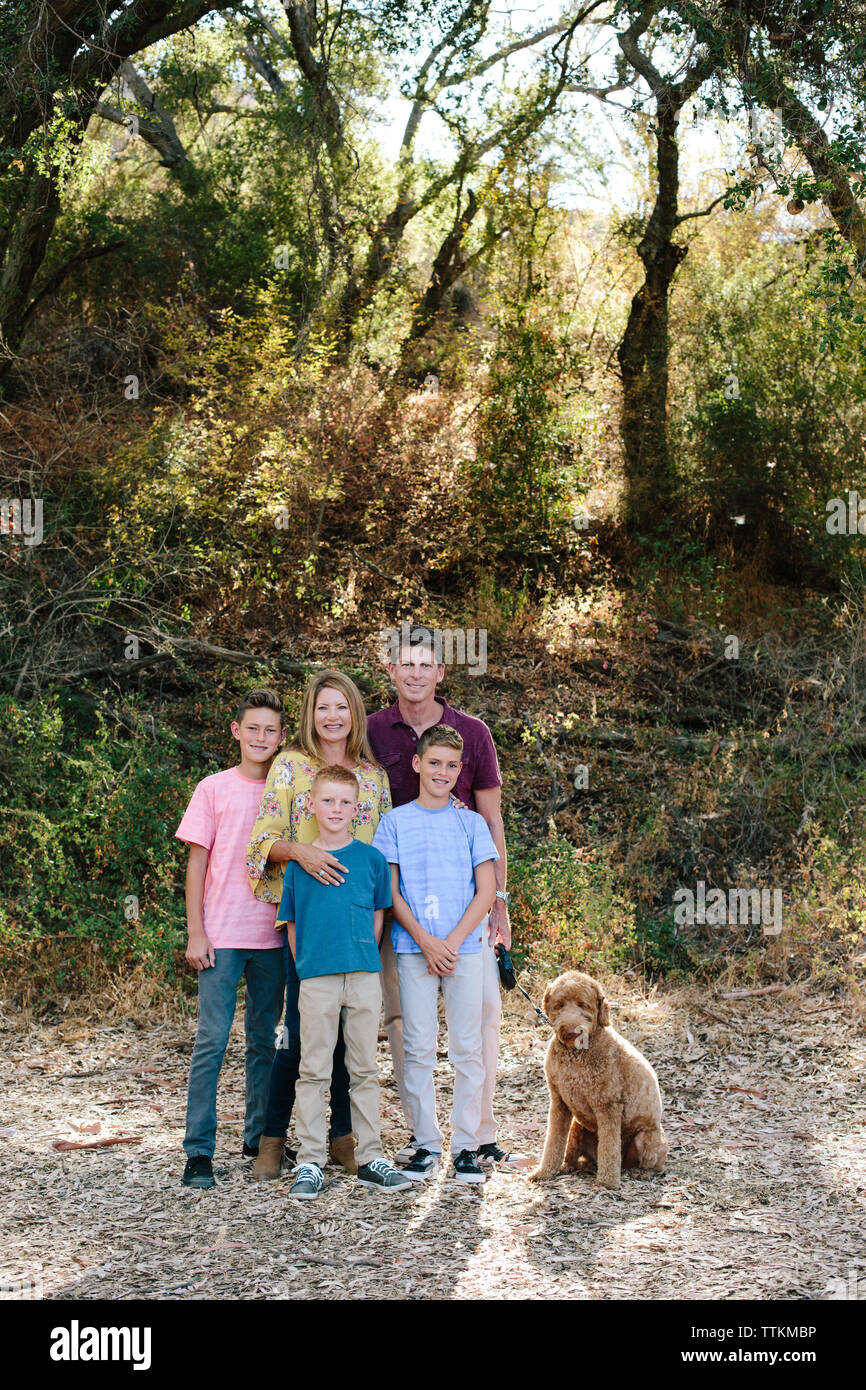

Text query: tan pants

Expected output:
[295,972,383,1168]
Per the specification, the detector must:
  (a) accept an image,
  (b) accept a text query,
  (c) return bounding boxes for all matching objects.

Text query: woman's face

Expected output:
[313,686,353,747]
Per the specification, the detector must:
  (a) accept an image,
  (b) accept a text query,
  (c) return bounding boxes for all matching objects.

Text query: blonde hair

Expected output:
[289,669,379,768]
[310,764,361,797]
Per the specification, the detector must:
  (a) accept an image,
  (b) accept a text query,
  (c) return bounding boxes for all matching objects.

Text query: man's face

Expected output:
[413,744,462,798]
[388,645,444,703]
[231,708,285,764]
[311,781,358,835]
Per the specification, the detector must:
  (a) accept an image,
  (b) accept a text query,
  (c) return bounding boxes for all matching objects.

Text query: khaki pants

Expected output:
[295,972,383,1168]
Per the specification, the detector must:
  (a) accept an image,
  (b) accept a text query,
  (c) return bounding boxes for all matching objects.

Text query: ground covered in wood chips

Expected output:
[2,980,864,1302]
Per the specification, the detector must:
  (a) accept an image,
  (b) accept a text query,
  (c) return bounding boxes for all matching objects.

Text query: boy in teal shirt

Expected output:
[278,765,411,1198]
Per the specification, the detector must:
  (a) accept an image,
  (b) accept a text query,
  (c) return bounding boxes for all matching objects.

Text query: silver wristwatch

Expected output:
[495,890,511,904]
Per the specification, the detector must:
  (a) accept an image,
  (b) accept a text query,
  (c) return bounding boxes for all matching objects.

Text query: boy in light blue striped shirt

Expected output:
[372,724,498,1183]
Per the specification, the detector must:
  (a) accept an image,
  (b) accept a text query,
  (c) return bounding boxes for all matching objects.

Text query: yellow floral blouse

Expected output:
[246,749,392,905]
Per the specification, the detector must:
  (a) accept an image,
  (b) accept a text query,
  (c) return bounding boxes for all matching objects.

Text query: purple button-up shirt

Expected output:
[367,697,502,809]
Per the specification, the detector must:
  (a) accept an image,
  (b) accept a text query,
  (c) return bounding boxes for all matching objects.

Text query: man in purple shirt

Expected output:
[367,627,524,1169]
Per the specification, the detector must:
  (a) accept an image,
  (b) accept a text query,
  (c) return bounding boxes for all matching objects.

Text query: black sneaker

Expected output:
[394,1136,418,1165]
[182,1155,215,1188]
[452,1149,485,1184]
[401,1147,439,1181]
[477,1141,527,1169]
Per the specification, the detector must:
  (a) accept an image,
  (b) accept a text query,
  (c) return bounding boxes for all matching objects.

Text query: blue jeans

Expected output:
[184,946,286,1159]
[262,937,352,1140]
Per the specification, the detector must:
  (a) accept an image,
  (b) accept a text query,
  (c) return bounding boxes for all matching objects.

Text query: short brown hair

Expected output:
[236,688,285,724]
[310,764,360,798]
[417,724,463,758]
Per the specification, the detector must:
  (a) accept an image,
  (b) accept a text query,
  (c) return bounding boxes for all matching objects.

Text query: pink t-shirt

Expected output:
[176,767,281,949]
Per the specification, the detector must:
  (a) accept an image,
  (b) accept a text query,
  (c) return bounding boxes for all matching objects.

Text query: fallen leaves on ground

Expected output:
[1,984,864,1300]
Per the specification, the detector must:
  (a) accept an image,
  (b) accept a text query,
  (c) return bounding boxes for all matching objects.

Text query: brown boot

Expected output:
[252,1135,286,1181]
[328,1133,358,1175]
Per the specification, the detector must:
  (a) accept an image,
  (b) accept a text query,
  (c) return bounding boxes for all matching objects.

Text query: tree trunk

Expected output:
[613,3,718,528]
[336,196,417,347]
[0,169,64,374]
[617,93,687,524]
[0,1,225,384]
[404,188,479,344]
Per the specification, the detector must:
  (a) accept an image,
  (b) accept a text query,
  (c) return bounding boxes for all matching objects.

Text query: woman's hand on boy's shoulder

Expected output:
[294,842,349,886]
[186,930,215,970]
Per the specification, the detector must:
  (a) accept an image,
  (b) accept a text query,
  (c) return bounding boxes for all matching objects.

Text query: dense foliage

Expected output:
[1,2,865,1004]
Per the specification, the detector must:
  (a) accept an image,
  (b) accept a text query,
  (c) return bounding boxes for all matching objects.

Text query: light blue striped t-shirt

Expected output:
[372,800,499,955]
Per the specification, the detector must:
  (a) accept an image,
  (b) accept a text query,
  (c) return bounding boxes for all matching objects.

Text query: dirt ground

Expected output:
[2,978,864,1302]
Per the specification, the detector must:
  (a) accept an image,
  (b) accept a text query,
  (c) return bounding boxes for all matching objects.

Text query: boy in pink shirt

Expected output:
[177,689,288,1188]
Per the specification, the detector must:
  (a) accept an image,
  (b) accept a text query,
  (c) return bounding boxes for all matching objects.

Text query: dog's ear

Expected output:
[542,983,554,1015]
[596,981,610,1027]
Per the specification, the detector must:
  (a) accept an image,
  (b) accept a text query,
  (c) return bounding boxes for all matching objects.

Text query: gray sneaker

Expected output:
[290,1162,324,1199]
[357,1158,413,1192]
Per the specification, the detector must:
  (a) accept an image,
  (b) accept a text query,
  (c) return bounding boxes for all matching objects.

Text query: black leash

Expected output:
[495,945,551,1029]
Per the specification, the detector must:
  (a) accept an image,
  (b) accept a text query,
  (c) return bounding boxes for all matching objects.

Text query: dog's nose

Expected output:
[562,1029,578,1041]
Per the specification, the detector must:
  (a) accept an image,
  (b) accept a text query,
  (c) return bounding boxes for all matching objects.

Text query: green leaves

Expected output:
[469,296,583,568]
[0,692,203,975]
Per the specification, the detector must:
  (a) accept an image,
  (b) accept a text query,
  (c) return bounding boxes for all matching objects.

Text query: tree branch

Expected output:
[21,239,127,331]
[241,39,286,96]
[435,16,583,92]
[338,9,586,342]
[70,1,233,96]
[616,0,665,94]
[750,75,866,273]
[282,0,343,146]
[666,0,866,275]
[674,189,728,225]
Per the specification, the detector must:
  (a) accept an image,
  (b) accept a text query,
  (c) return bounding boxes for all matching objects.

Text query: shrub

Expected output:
[670,215,866,582]
[467,299,584,570]
[508,833,637,976]
[0,693,208,993]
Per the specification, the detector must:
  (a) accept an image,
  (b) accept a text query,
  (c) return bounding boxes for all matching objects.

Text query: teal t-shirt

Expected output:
[277,839,392,980]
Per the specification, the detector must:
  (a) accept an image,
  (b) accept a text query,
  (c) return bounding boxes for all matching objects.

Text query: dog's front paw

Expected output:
[595,1173,621,1191]
[527,1166,553,1183]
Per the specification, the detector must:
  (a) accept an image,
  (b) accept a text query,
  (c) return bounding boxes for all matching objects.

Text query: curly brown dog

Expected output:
[528,971,668,1190]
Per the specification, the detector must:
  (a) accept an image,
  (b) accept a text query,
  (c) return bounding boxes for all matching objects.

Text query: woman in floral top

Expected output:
[246,670,391,1181]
